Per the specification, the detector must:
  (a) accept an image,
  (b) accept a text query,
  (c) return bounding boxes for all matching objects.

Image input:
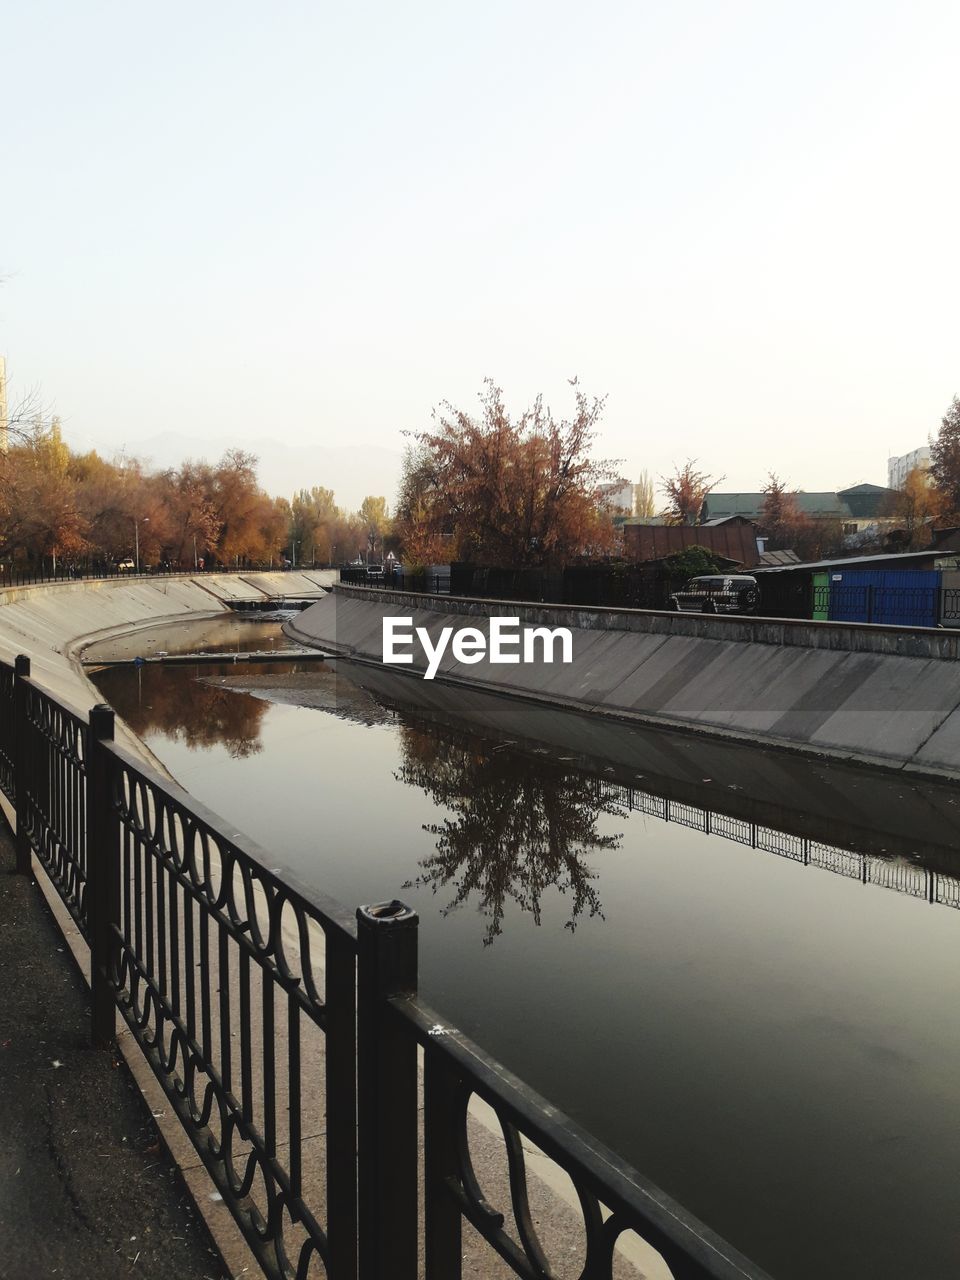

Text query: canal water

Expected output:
[91,620,960,1280]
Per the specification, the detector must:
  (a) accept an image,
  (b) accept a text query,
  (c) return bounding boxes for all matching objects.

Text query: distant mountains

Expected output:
[69,430,404,511]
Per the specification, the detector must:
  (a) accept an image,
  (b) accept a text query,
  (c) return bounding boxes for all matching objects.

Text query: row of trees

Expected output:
[7,381,960,575]
[0,418,390,572]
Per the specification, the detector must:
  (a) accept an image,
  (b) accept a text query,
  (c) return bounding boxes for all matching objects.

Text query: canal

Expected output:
[90,619,960,1280]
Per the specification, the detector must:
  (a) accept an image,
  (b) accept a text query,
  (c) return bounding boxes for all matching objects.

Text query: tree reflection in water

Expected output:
[397,726,624,945]
[92,663,268,759]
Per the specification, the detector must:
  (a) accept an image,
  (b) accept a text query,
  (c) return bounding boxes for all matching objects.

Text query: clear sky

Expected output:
[2,0,959,507]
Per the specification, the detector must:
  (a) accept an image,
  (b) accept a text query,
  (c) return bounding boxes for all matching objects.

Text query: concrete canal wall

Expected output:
[0,570,335,723]
[285,584,960,779]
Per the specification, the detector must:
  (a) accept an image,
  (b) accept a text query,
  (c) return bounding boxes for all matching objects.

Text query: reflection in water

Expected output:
[396,724,623,945]
[93,663,270,759]
[93,657,960,934]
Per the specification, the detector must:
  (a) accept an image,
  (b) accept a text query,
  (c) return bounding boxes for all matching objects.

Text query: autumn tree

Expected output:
[0,418,89,568]
[358,495,390,561]
[930,395,960,517]
[201,450,286,565]
[394,379,619,568]
[634,470,655,518]
[660,460,722,525]
[394,444,450,565]
[290,487,338,564]
[155,463,223,566]
[758,473,812,552]
[893,466,939,549]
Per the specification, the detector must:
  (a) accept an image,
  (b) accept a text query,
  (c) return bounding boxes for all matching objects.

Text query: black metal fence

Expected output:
[339,562,694,609]
[340,566,452,595]
[0,654,772,1280]
[942,588,960,626]
[594,780,960,910]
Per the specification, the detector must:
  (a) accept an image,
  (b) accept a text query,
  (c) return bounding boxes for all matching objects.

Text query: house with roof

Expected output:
[622,516,762,567]
[701,484,899,546]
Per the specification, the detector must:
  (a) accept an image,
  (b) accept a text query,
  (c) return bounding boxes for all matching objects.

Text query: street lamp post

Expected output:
[134,517,149,574]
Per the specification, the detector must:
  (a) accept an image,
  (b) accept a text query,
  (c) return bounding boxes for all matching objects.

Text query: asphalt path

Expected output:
[0,821,229,1280]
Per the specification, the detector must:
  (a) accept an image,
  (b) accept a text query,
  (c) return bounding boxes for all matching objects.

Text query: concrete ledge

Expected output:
[326,583,960,658]
[285,585,960,781]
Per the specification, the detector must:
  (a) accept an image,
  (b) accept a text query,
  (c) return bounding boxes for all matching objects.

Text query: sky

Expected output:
[2,0,959,509]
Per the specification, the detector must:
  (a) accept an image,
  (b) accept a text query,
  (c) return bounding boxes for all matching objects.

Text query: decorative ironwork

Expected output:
[22,680,90,936]
[756,827,807,863]
[0,659,14,802]
[808,842,862,879]
[407,998,770,1280]
[711,813,754,846]
[941,588,960,626]
[103,744,359,1280]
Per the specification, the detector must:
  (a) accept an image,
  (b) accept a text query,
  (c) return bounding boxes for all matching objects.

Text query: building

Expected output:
[752,548,960,625]
[623,517,761,567]
[599,478,635,516]
[888,446,931,490]
[701,484,899,544]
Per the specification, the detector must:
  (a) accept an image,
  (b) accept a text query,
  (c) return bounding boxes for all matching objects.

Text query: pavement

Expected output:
[0,818,229,1280]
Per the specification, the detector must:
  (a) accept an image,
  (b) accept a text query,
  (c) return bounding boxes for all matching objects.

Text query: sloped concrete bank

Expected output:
[0,571,334,754]
[285,584,960,780]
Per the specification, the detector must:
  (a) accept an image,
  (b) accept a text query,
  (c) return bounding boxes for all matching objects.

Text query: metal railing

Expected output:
[339,566,451,595]
[0,654,772,1280]
[0,563,335,590]
[594,779,960,911]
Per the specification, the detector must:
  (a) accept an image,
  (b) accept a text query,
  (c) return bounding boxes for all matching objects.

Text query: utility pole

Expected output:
[134,516,148,573]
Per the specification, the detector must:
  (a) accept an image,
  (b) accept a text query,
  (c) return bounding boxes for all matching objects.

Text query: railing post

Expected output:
[87,704,120,1048]
[13,655,31,874]
[356,900,420,1280]
[424,1044,463,1278]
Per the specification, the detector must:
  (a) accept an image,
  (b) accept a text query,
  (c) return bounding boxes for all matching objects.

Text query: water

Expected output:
[90,622,960,1280]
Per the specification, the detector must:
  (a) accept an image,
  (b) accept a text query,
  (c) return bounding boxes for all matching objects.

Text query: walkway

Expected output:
[0,820,229,1280]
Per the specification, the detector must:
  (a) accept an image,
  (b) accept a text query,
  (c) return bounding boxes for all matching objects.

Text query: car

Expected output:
[668,574,760,615]
[116,558,136,572]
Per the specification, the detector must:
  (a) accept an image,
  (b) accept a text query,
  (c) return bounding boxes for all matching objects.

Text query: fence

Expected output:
[594,779,960,911]
[339,563,694,610]
[0,654,771,1280]
[0,563,336,589]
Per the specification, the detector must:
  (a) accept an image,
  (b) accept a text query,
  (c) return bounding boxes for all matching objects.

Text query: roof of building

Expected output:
[701,514,756,527]
[752,549,948,575]
[702,486,898,522]
[757,549,801,567]
[702,492,850,521]
[836,483,898,518]
[623,521,759,566]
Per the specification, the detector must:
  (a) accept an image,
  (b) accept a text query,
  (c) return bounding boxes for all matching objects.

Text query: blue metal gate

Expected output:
[827,569,941,628]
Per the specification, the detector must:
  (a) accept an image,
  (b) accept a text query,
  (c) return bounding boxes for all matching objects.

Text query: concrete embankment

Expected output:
[285,584,960,779]
[0,571,334,747]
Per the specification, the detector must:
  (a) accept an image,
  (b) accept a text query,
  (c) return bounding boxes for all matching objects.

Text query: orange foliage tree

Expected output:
[660,459,723,525]
[394,379,620,568]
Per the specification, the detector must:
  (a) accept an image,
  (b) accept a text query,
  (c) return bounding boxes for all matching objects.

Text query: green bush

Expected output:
[658,546,728,578]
